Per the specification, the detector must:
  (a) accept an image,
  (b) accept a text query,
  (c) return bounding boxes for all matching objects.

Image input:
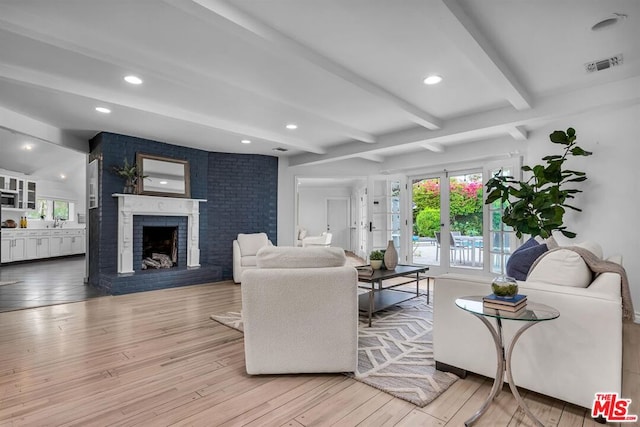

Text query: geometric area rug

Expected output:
[210,295,458,407]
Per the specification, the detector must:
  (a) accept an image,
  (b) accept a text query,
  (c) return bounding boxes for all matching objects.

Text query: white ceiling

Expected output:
[0,0,639,178]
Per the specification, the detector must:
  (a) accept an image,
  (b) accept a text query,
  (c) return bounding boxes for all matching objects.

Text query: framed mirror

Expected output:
[136,153,191,198]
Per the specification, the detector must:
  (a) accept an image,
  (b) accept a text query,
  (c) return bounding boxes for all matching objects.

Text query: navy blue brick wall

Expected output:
[133,216,187,271]
[208,153,278,279]
[88,132,278,293]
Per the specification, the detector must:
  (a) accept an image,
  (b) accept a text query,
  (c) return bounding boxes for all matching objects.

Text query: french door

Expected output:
[409,169,485,275]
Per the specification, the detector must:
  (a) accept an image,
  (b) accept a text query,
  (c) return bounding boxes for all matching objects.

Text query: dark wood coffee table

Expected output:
[358,264,430,326]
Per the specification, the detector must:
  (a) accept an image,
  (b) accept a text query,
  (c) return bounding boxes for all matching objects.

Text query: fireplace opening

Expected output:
[142,226,178,269]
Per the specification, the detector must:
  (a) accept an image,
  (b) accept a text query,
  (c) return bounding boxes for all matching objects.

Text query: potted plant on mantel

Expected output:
[112,157,147,195]
[485,127,592,239]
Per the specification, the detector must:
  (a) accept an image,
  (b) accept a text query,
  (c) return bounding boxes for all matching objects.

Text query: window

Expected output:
[53,200,70,220]
[25,198,75,221]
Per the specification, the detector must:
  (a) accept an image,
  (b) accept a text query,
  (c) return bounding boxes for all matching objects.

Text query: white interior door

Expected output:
[327,198,350,250]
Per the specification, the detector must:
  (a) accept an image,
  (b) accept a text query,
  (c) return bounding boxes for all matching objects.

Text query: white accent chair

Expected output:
[302,231,332,247]
[232,232,273,284]
[241,246,358,374]
[433,248,623,410]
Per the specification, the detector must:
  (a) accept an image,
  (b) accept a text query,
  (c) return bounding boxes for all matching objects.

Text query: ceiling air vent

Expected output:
[585,54,623,73]
[272,147,288,152]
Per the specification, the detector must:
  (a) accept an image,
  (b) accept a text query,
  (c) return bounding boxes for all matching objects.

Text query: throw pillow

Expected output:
[526,249,593,287]
[298,228,308,240]
[506,237,548,280]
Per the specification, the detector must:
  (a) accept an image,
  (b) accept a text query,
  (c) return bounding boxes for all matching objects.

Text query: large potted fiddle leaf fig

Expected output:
[485,127,592,239]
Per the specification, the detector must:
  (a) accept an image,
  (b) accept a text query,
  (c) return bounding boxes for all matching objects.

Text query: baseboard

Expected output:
[435,361,467,378]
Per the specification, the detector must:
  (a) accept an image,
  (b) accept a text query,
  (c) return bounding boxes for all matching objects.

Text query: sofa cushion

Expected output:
[527,248,592,287]
[257,246,346,268]
[506,237,548,280]
[237,233,269,256]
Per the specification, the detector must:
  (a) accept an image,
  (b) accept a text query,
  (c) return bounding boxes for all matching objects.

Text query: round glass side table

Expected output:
[455,296,560,427]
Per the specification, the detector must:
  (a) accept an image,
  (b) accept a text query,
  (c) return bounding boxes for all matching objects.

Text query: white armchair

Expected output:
[302,231,332,247]
[232,233,273,284]
[241,246,358,374]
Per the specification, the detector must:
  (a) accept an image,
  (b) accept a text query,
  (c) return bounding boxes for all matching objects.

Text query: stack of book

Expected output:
[356,265,374,278]
[483,294,527,312]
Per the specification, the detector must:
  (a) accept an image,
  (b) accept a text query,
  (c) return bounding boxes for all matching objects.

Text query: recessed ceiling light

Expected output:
[241,139,251,144]
[591,13,627,31]
[423,75,443,85]
[60,174,66,179]
[159,180,168,185]
[23,144,33,151]
[95,107,111,114]
[124,75,143,85]
[285,123,298,130]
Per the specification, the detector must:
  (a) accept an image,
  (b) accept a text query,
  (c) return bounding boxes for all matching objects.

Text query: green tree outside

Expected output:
[413,177,483,237]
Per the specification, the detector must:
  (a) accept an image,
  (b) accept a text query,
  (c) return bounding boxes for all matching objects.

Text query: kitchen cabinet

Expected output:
[50,230,84,257]
[25,231,50,260]
[1,230,26,262]
[0,174,36,210]
[1,228,84,263]
[1,237,11,263]
[0,175,19,191]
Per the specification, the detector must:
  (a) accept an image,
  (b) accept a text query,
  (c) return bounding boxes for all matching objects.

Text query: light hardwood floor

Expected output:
[0,281,637,426]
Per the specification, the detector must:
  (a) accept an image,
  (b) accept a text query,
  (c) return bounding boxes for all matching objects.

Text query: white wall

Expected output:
[526,103,640,318]
[298,185,352,236]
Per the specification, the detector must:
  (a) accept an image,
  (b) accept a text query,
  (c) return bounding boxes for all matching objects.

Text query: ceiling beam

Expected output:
[289,75,640,166]
[508,125,529,141]
[421,142,445,153]
[176,0,442,130]
[438,0,532,110]
[0,18,375,146]
[357,153,384,163]
[0,63,328,155]
[0,106,87,153]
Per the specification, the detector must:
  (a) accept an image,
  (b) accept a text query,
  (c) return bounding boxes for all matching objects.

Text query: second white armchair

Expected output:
[302,231,332,247]
[232,232,273,283]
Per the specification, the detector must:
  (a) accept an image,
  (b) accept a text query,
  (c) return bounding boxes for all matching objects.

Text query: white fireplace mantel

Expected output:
[113,194,206,274]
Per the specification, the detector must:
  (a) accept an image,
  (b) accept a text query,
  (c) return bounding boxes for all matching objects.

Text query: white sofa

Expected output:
[232,233,273,283]
[433,255,623,410]
[241,246,358,374]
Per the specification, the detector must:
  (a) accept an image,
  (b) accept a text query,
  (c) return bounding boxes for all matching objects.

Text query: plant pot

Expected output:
[370,260,383,270]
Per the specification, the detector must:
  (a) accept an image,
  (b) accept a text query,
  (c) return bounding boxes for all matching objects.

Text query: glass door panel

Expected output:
[411,177,441,267]
[448,172,484,270]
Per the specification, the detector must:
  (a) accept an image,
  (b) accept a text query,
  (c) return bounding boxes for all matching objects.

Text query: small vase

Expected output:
[370,260,383,270]
[384,240,398,270]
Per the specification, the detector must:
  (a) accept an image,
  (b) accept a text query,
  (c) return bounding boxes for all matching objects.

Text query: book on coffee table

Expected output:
[356,265,374,278]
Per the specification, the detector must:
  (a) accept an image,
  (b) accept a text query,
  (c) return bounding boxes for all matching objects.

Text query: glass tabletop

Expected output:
[455,296,559,321]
